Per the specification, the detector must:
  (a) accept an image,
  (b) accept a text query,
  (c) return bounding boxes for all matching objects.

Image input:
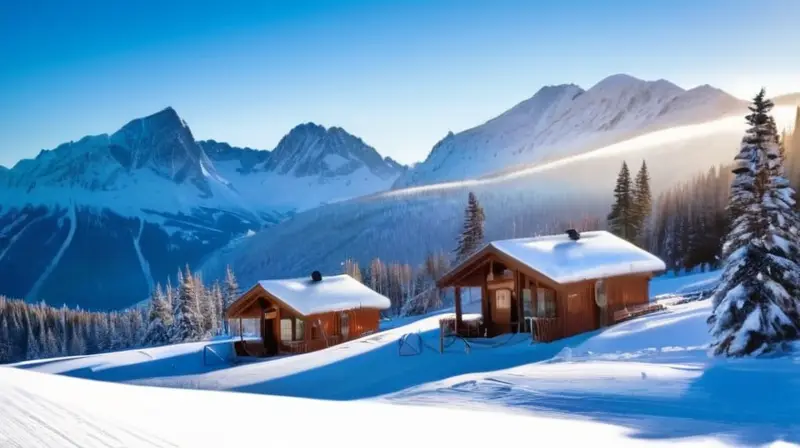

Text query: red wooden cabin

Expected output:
[226,273,391,357]
[437,230,666,342]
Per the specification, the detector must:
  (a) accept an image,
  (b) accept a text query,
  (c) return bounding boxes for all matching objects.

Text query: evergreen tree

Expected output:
[68,325,86,357]
[222,265,239,334]
[632,161,652,246]
[343,258,363,282]
[172,265,204,343]
[143,284,172,346]
[708,88,800,356]
[0,315,10,363]
[607,162,637,241]
[454,192,485,262]
[210,281,224,335]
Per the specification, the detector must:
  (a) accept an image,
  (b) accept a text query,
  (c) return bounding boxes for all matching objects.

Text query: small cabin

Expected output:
[226,273,391,357]
[437,230,667,342]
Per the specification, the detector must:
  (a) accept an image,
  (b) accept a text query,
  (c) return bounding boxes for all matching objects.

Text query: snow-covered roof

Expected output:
[257,274,391,316]
[490,231,666,283]
[444,231,665,285]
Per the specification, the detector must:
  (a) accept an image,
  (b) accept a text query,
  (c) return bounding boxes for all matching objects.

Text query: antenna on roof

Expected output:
[311,271,322,282]
[565,229,580,241]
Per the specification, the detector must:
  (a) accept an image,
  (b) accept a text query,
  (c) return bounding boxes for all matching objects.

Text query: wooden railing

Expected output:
[609,303,665,325]
[439,316,483,338]
[528,317,562,343]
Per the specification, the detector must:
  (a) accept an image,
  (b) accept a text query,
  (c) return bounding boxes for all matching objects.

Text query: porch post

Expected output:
[454,286,463,335]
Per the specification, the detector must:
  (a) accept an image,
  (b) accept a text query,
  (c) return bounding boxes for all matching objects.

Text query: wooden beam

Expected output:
[454,287,463,335]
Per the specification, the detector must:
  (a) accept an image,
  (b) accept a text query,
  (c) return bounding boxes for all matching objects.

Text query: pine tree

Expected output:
[143,284,172,346]
[632,161,652,246]
[210,281,224,335]
[607,162,637,241]
[222,265,239,334]
[708,88,800,356]
[195,273,215,337]
[24,311,40,361]
[343,258,363,282]
[172,265,204,343]
[454,192,485,262]
[0,315,10,363]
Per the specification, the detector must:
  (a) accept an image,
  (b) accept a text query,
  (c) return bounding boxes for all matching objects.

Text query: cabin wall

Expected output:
[605,275,650,310]
[563,281,597,338]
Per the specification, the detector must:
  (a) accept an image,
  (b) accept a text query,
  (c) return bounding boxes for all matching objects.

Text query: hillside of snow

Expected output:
[394,74,748,188]
[8,272,800,446]
[200,106,797,288]
[0,108,403,310]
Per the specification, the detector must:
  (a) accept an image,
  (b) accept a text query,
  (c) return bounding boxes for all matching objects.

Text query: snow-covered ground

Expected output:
[5,272,800,447]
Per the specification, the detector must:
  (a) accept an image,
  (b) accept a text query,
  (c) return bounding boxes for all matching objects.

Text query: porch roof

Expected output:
[438,230,666,287]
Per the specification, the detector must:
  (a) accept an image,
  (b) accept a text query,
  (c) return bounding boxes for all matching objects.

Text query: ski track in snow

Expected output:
[0,215,47,264]
[27,204,77,301]
[132,218,155,295]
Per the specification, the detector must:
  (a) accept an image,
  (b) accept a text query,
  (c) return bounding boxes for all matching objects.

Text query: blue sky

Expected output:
[1,0,799,168]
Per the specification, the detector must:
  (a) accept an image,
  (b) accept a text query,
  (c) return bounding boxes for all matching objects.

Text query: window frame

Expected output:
[536,287,557,318]
[495,289,511,310]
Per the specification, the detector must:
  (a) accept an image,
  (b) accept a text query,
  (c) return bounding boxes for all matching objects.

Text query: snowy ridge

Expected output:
[395,74,748,188]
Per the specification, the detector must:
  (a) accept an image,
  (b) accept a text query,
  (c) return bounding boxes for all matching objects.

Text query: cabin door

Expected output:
[490,288,512,334]
[262,317,278,356]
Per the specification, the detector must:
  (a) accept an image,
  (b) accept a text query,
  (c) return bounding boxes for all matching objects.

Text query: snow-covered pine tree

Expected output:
[607,161,637,242]
[222,265,239,334]
[143,284,172,346]
[0,315,10,363]
[454,192,485,262]
[343,258,363,282]
[708,88,800,356]
[194,272,215,337]
[210,281,224,335]
[632,161,652,247]
[172,265,204,343]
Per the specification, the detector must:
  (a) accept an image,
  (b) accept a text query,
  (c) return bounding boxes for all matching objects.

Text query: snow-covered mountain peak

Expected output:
[394,75,749,188]
[108,107,215,183]
[263,122,403,179]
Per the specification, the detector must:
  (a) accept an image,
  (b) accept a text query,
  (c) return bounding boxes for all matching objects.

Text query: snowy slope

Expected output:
[395,75,747,188]
[10,273,800,446]
[0,109,402,310]
[200,106,797,288]
[1,366,742,448]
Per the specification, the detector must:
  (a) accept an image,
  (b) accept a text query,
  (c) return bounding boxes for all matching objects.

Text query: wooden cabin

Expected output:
[437,230,666,343]
[226,272,391,357]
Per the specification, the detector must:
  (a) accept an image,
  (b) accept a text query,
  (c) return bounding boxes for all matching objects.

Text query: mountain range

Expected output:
[0,108,404,309]
[3,74,797,311]
[394,74,747,188]
[201,76,799,290]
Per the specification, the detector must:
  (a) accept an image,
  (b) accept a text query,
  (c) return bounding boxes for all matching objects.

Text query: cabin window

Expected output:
[496,289,511,310]
[536,287,557,318]
[595,280,607,308]
[280,318,293,342]
[340,312,350,339]
[522,289,533,317]
[295,319,305,341]
[229,318,260,338]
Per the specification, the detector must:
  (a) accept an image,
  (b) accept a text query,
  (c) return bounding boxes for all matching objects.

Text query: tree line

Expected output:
[0,265,240,364]
[644,106,799,274]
